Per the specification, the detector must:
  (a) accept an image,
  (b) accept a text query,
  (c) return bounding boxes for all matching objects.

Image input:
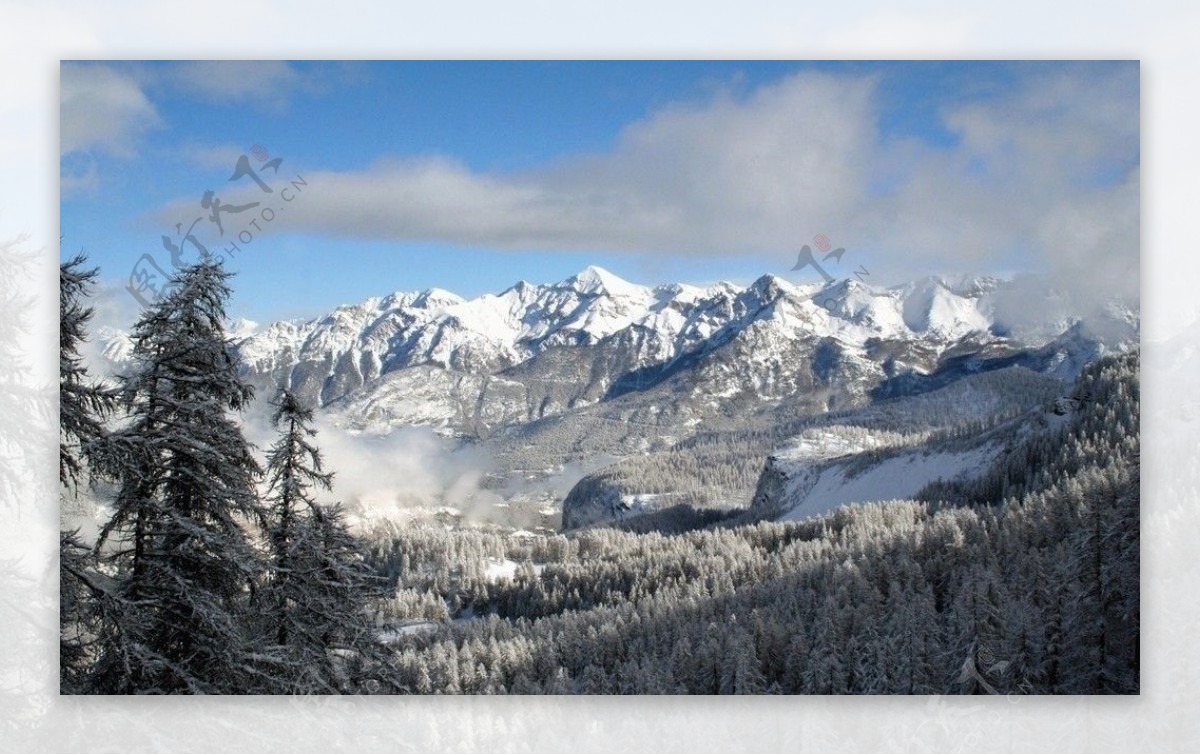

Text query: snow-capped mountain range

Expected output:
[237,266,994,393]
[97,265,1136,439]
[224,266,1129,431]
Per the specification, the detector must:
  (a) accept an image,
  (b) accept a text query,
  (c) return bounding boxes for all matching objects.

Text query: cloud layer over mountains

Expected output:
[64,62,1139,317]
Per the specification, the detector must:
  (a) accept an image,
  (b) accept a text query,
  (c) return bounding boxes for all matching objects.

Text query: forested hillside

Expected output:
[563,365,1065,528]
[367,353,1139,693]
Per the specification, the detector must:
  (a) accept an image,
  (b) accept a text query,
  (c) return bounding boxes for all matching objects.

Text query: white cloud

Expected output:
[167,60,306,110]
[60,61,321,195]
[174,141,251,170]
[60,61,318,160]
[285,71,880,254]
[250,65,1137,309]
[859,64,1140,312]
[60,62,160,157]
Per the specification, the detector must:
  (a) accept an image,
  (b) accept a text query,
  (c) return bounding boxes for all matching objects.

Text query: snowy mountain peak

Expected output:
[413,288,465,309]
[226,317,260,339]
[896,276,991,337]
[96,326,134,366]
[746,273,802,302]
[558,266,646,298]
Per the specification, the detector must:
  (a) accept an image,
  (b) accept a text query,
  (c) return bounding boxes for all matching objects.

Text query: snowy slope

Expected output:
[776,444,997,522]
[748,369,1073,525]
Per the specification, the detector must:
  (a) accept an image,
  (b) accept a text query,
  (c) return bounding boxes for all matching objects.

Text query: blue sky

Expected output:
[60,60,1138,323]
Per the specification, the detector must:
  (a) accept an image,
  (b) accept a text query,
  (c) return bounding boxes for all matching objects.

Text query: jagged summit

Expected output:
[413,287,465,308]
[557,265,647,298]
[746,272,799,298]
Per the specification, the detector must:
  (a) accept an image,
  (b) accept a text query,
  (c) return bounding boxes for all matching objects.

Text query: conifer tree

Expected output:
[259,389,389,693]
[59,529,102,693]
[59,253,117,490]
[58,253,117,692]
[93,256,267,694]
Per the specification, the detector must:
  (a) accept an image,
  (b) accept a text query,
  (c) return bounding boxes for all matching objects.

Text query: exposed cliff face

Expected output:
[749,456,791,519]
[749,441,999,524]
[561,474,628,530]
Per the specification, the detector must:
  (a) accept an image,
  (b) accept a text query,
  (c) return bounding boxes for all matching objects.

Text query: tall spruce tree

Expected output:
[93,256,268,694]
[259,389,389,693]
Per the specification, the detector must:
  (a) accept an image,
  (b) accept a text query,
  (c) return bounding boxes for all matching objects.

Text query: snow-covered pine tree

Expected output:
[92,256,268,694]
[58,253,118,692]
[258,389,390,693]
[1100,463,1140,692]
[60,529,103,693]
[59,253,117,490]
